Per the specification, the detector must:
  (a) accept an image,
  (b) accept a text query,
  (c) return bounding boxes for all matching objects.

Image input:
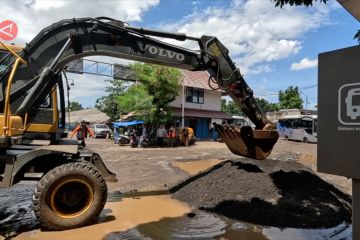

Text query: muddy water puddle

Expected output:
[1,159,352,240]
[12,194,351,240]
[172,159,225,175]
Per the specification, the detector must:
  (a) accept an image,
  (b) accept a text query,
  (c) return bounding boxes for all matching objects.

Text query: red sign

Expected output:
[0,20,18,41]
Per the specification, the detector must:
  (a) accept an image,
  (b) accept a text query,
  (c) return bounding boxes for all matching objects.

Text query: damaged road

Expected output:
[0,139,353,239]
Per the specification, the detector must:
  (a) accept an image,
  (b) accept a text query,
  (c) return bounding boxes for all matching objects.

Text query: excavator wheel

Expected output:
[33,161,107,230]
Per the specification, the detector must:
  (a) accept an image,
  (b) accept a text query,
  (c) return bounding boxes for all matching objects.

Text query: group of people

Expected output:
[156,125,190,147]
[122,124,190,147]
[70,120,191,148]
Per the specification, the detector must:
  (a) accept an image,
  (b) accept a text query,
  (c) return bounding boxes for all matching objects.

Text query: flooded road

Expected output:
[12,194,351,240]
[14,195,189,240]
[0,145,352,240]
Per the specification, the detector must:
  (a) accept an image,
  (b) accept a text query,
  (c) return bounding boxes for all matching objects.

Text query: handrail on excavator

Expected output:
[0,41,27,136]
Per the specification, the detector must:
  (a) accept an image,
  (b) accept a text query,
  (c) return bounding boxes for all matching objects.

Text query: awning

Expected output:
[113,120,144,127]
[170,107,231,119]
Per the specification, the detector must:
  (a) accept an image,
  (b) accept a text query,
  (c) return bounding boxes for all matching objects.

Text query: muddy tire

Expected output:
[303,137,308,143]
[285,135,289,141]
[33,161,107,230]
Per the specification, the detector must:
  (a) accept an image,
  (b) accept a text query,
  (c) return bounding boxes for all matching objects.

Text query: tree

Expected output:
[278,86,303,109]
[273,0,327,8]
[117,63,181,123]
[117,84,155,122]
[221,99,243,116]
[131,63,181,108]
[95,79,126,121]
[255,98,280,112]
[67,101,83,111]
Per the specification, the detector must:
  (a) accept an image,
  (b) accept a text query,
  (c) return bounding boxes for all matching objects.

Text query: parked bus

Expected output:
[277,115,317,143]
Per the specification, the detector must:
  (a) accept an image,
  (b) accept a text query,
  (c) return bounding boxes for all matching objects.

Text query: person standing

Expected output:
[156,125,166,147]
[168,126,176,147]
[182,127,189,146]
[70,120,94,147]
[139,124,147,146]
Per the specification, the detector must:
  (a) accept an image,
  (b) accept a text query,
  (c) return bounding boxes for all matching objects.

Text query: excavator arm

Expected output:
[0,17,278,159]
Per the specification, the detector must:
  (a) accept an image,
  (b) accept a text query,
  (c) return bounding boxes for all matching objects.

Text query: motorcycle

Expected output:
[118,132,130,145]
[140,134,152,148]
[130,132,139,148]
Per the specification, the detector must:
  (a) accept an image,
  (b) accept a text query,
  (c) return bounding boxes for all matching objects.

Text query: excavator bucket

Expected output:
[214,123,279,160]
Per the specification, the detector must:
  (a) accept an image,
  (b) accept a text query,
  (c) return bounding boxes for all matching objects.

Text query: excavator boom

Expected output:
[0,17,278,159]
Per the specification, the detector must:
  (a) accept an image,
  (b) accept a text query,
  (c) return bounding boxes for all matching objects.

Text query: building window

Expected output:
[186,87,204,104]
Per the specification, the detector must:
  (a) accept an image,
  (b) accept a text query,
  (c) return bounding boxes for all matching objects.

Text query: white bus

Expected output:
[277,115,317,143]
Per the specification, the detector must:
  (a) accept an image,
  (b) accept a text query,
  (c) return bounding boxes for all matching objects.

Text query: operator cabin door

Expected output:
[25,90,58,138]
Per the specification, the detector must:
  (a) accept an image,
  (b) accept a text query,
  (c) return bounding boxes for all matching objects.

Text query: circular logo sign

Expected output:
[0,20,18,41]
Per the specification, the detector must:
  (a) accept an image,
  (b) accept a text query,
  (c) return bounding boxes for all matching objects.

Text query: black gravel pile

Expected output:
[172,159,352,228]
[0,184,38,235]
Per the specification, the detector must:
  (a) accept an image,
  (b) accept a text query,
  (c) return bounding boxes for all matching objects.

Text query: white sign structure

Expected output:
[338,82,360,124]
[319,45,360,240]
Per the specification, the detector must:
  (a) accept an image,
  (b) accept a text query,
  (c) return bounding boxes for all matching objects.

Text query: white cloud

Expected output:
[0,0,158,104]
[159,0,330,75]
[290,57,318,71]
[65,72,111,107]
[0,0,160,44]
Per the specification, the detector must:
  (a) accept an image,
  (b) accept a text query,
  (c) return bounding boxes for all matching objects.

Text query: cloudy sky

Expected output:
[0,0,359,108]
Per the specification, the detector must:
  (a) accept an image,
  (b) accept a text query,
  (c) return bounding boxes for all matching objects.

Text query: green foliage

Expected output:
[95,79,126,121]
[273,0,327,8]
[67,101,83,111]
[278,86,303,109]
[255,98,280,112]
[116,63,181,123]
[131,63,181,107]
[221,99,243,116]
[117,84,155,122]
[222,97,280,115]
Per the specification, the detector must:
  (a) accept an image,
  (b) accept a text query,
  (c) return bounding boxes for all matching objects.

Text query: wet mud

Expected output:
[171,159,225,175]
[0,151,353,240]
[14,195,190,240]
[172,158,352,229]
[103,209,352,240]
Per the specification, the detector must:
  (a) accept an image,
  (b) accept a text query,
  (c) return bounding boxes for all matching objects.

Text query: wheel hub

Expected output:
[50,179,94,219]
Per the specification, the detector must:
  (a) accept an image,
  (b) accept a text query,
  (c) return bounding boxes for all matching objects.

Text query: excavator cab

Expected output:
[0,43,62,142]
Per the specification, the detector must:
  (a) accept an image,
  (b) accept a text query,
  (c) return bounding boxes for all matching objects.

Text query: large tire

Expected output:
[33,161,107,230]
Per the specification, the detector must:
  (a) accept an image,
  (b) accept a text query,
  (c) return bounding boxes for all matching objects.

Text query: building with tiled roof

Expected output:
[169,70,231,139]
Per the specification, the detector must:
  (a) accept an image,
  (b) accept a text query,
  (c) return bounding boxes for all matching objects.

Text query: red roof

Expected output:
[181,70,222,91]
[170,107,231,119]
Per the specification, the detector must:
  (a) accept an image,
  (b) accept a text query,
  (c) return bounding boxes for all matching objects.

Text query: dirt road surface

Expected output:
[86,138,351,195]
[0,138,353,239]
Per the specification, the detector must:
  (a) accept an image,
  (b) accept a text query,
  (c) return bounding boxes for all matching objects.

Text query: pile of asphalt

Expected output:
[172,158,352,228]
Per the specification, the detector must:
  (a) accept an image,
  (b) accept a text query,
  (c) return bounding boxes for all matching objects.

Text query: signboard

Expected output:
[318,45,360,179]
[0,20,18,41]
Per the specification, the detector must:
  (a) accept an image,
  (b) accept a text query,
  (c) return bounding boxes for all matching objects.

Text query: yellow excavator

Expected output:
[0,17,278,230]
